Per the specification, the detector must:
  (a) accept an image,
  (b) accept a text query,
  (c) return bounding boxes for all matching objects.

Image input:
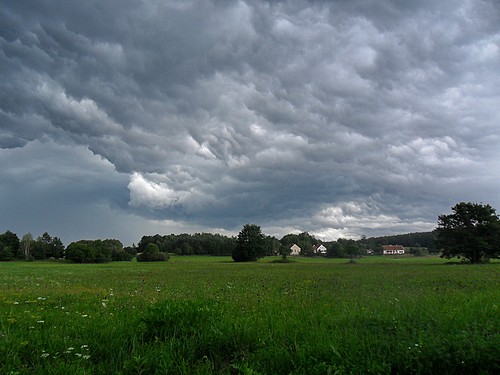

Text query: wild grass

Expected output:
[0,257,498,374]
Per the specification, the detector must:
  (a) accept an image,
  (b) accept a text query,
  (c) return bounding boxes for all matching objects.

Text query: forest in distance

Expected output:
[0,228,437,262]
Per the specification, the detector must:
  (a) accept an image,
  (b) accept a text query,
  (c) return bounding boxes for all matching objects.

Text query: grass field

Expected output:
[1,256,499,374]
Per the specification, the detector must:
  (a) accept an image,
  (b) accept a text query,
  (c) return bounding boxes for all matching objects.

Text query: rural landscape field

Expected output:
[1,256,498,374]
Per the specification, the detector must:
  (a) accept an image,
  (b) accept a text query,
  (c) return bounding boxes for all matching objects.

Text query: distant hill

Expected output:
[364,231,437,251]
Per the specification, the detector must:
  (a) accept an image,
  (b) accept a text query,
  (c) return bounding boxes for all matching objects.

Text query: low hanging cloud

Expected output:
[1,0,500,244]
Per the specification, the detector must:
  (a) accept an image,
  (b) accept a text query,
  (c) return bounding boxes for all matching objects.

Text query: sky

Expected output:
[1,0,499,246]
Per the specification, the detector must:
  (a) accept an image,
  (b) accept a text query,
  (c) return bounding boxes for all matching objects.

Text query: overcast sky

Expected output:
[1,0,499,246]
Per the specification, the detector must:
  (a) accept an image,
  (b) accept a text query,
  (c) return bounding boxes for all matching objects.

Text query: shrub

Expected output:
[65,240,112,263]
[111,249,134,261]
[65,242,95,263]
[137,243,169,262]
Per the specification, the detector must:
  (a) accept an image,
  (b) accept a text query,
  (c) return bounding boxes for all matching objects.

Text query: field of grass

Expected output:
[1,256,498,374]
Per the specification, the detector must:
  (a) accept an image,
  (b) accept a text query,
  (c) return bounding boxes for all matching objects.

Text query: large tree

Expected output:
[436,202,500,263]
[0,231,20,260]
[232,224,266,262]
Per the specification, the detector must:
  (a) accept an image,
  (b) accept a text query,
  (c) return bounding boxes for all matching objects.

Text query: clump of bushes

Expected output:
[137,243,169,262]
[65,239,132,263]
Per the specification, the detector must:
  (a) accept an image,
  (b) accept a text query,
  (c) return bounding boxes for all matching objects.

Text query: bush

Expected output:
[137,243,169,262]
[65,242,95,263]
[65,240,112,263]
[111,249,134,261]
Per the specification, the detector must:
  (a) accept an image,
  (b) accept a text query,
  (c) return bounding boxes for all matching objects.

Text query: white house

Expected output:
[314,244,327,255]
[382,245,405,255]
[290,243,301,256]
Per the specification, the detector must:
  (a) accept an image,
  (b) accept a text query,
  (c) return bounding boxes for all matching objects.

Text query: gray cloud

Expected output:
[1,0,499,244]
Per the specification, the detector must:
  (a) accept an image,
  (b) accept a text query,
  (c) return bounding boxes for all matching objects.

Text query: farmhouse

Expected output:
[290,243,301,256]
[313,244,327,255]
[382,245,405,255]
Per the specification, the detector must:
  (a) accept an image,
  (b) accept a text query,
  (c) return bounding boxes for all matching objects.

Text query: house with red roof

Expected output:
[382,245,405,255]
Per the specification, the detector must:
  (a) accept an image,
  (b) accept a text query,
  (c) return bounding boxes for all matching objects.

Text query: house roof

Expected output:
[382,245,405,250]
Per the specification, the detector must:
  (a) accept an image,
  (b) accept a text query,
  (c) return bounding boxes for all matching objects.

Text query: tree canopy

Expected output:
[65,239,130,263]
[232,224,266,262]
[435,202,500,263]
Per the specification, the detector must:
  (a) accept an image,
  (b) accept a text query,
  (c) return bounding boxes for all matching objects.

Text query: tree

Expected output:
[278,244,292,262]
[436,202,500,263]
[46,236,65,259]
[137,243,169,262]
[20,233,34,259]
[232,224,266,262]
[326,242,342,258]
[123,245,138,258]
[342,239,362,259]
[65,242,95,263]
[0,242,15,261]
[30,240,47,260]
[264,235,280,256]
[65,240,114,263]
[0,231,20,258]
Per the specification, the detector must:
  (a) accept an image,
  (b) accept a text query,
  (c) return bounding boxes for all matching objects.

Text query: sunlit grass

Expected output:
[0,257,498,373]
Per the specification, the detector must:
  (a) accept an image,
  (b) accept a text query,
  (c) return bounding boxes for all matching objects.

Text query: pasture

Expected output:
[1,256,498,374]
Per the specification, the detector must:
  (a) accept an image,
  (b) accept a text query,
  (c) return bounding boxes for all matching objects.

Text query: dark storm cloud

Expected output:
[1,0,499,243]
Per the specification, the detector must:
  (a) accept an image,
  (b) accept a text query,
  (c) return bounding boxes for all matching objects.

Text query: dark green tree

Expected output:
[65,242,95,263]
[0,242,15,261]
[0,231,20,258]
[297,232,315,256]
[65,240,114,263]
[41,233,65,259]
[264,235,281,256]
[137,243,169,262]
[124,245,138,258]
[278,244,292,262]
[30,240,47,260]
[326,242,342,258]
[436,202,500,263]
[232,224,266,262]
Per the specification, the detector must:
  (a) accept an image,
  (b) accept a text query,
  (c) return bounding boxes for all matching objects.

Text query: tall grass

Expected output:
[0,257,498,373]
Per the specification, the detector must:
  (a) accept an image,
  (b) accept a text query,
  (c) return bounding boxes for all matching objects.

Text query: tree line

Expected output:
[0,229,437,262]
[1,202,499,264]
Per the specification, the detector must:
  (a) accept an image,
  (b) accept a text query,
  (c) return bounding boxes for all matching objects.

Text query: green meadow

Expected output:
[1,257,498,374]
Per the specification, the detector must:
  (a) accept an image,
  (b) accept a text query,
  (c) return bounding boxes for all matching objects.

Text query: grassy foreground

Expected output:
[0,256,498,374]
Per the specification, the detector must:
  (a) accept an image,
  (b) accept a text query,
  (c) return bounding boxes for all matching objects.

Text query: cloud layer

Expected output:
[1,0,499,244]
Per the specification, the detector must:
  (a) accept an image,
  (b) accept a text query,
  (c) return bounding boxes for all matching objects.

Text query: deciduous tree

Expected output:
[20,233,34,259]
[232,224,266,262]
[436,202,500,263]
[0,231,20,259]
